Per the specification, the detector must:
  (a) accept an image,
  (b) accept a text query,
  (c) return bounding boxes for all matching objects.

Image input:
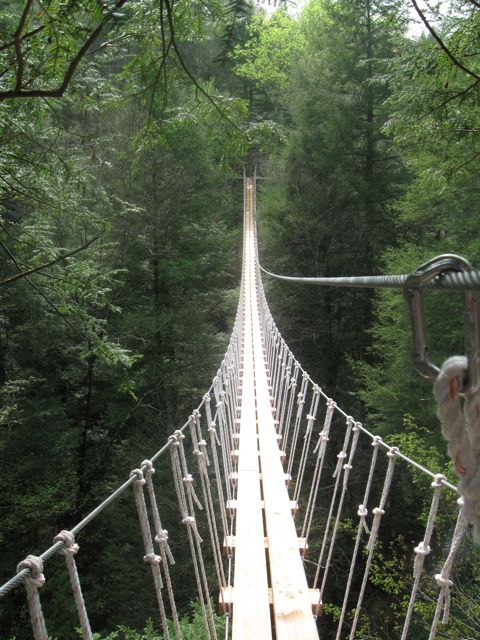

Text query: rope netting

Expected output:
[1,173,479,640]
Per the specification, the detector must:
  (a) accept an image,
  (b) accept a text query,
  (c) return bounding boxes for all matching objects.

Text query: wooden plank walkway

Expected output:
[231,180,272,639]
[228,177,320,640]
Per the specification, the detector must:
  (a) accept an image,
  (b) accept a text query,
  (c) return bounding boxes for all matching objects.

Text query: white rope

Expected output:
[349,447,398,640]
[204,392,229,539]
[401,473,445,640]
[434,355,480,541]
[170,434,212,639]
[281,362,300,450]
[318,423,361,602]
[335,435,381,637]
[277,354,293,434]
[287,373,309,476]
[293,384,321,503]
[16,555,48,640]
[170,432,217,640]
[190,413,227,596]
[428,503,468,639]
[54,530,93,640]
[313,416,354,589]
[141,460,182,640]
[301,398,336,542]
[130,468,170,640]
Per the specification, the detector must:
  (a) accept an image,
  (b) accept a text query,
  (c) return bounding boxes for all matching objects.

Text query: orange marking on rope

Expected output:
[449,379,457,401]
[455,456,467,476]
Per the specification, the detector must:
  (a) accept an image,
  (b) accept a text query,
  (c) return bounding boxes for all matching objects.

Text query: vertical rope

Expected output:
[349,447,398,640]
[313,416,354,589]
[281,362,300,450]
[130,468,170,640]
[141,460,182,640]
[205,392,229,538]
[318,423,361,602]
[172,431,218,640]
[190,413,227,595]
[335,436,381,637]
[277,354,293,435]
[16,555,48,640]
[301,398,336,542]
[170,434,212,639]
[287,373,309,476]
[294,384,321,503]
[428,503,468,640]
[54,530,93,640]
[400,473,446,640]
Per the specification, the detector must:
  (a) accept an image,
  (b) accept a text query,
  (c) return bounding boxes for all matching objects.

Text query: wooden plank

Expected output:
[226,499,298,515]
[224,536,309,557]
[231,178,272,640]
[245,191,320,639]
[220,587,322,617]
[229,471,292,486]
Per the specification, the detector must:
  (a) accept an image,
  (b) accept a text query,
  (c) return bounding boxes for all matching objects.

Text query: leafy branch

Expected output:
[0,236,99,287]
[410,0,480,82]
[0,0,129,101]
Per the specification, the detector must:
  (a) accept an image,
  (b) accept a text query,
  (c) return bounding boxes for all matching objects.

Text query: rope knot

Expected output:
[372,436,383,447]
[17,555,45,588]
[203,393,211,403]
[156,529,169,544]
[182,516,196,527]
[130,468,146,485]
[142,459,155,475]
[54,530,79,556]
[183,474,194,484]
[387,447,399,459]
[343,463,353,471]
[432,473,446,488]
[306,414,316,422]
[169,434,180,447]
[337,451,347,460]
[143,552,162,565]
[372,507,385,516]
[198,439,207,449]
[414,541,431,557]
[358,504,368,518]
[435,574,453,589]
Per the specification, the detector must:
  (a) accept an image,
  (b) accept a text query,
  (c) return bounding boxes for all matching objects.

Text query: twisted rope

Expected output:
[54,530,93,640]
[130,468,170,640]
[434,356,480,541]
[16,555,48,640]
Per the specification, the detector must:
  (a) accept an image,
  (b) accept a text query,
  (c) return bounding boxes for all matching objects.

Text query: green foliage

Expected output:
[89,606,227,640]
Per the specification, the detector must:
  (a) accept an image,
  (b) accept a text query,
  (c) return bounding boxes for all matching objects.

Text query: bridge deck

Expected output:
[230,177,319,640]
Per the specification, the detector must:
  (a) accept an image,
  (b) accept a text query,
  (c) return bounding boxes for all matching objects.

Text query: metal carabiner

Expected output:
[404,254,480,393]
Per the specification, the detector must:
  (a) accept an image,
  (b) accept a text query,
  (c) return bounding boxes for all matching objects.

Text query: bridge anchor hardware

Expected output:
[405,253,480,392]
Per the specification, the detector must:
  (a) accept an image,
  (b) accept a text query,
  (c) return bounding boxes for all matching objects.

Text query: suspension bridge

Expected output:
[1,173,478,639]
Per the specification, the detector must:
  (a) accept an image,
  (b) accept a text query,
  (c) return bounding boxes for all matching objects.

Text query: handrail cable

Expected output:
[259,261,480,291]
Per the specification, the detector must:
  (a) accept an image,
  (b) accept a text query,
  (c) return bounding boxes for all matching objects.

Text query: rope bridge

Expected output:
[0,173,476,639]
